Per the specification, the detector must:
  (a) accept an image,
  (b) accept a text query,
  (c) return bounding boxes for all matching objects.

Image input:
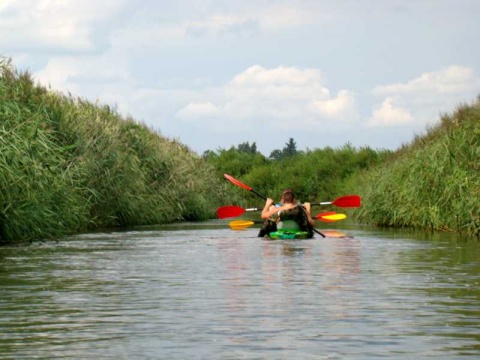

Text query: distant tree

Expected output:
[269,149,283,160]
[202,150,216,160]
[237,141,258,154]
[203,143,268,177]
[269,138,298,160]
[283,138,297,157]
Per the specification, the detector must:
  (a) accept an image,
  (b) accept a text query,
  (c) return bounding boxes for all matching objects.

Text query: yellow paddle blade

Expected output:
[322,230,349,238]
[321,214,347,221]
[229,220,256,230]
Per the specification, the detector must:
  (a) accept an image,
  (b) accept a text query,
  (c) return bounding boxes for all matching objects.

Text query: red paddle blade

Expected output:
[332,195,361,208]
[224,174,252,191]
[216,206,246,219]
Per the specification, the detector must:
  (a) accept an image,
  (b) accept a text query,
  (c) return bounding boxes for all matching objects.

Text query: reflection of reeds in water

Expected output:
[351,97,480,237]
[0,59,225,243]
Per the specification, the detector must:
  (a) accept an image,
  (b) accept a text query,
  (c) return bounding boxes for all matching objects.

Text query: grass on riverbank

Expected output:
[0,59,228,243]
[349,97,480,237]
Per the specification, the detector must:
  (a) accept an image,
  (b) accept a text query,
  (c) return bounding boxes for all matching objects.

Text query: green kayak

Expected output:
[265,220,311,239]
[268,229,349,239]
[268,229,311,240]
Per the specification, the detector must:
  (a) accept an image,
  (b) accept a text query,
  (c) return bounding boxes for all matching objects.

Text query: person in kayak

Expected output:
[258,189,315,237]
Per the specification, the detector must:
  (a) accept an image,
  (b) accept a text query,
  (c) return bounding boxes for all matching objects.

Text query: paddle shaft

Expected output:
[217,205,345,222]
[249,189,267,201]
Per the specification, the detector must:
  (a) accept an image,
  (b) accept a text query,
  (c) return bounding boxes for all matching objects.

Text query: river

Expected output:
[1,221,479,359]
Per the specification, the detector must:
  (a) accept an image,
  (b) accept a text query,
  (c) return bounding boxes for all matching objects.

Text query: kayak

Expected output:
[228,220,349,239]
[267,219,311,239]
[268,229,349,239]
[268,229,311,240]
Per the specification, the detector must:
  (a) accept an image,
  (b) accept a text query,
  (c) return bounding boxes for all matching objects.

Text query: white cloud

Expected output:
[107,2,323,46]
[176,102,221,119]
[367,97,413,128]
[3,0,478,155]
[182,3,321,38]
[34,53,134,92]
[374,66,479,96]
[230,65,324,88]
[369,66,480,130]
[310,90,356,119]
[0,0,123,50]
[175,65,357,130]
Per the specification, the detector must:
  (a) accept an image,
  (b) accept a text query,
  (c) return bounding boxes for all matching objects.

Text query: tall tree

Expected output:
[282,138,297,157]
[237,141,258,154]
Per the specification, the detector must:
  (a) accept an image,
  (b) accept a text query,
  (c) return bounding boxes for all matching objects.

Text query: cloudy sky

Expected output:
[2,0,479,155]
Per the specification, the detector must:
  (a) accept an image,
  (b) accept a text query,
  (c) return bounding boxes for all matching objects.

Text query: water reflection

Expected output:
[0,226,479,359]
[390,236,480,356]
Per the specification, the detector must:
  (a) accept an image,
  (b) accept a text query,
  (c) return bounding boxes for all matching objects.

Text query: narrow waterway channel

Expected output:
[1,222,479,359]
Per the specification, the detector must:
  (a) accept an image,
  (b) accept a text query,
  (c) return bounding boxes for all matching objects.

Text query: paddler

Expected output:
[258,189,315,237]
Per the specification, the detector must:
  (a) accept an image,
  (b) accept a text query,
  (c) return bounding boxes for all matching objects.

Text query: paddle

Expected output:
[217,205,346,222]
[316,213,346,222]
[229,220,263,230]
[311,195,361,208]
[228,220,348,238]
[224,174,267,200]
[216,205,260,219]
[224,174,326,238]
[223,174,360,208]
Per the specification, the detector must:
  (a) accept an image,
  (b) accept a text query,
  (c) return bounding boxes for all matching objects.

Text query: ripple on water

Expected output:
[1,226,479,359]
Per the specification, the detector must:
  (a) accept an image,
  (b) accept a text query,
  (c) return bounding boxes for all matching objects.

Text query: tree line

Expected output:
[203,138,392,207]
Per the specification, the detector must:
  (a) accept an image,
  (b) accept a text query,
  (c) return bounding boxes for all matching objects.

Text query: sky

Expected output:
[1,0,479,156]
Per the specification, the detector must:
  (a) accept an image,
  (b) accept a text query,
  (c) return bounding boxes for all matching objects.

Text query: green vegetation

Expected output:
[204,139,391,207]
[0,59,229,243]
[350,98,480,237]
[205,100,480,238]
[2,56,478,242]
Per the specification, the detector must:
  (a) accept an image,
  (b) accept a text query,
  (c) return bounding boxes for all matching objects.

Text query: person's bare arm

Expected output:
[261,198,276,219]
[262,199,298,219]
[303,202,316,226]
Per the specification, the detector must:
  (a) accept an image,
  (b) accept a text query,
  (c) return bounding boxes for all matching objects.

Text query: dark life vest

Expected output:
[279,205,314,237]
[258,205,313,238]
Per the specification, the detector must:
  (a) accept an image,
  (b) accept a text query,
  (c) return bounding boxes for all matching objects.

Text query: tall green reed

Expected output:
[0,60,90,241]
[0,59,226,243]
[350,98,480,237]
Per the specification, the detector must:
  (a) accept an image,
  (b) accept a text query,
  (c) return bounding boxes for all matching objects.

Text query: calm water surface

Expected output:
[1,222,479,359]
